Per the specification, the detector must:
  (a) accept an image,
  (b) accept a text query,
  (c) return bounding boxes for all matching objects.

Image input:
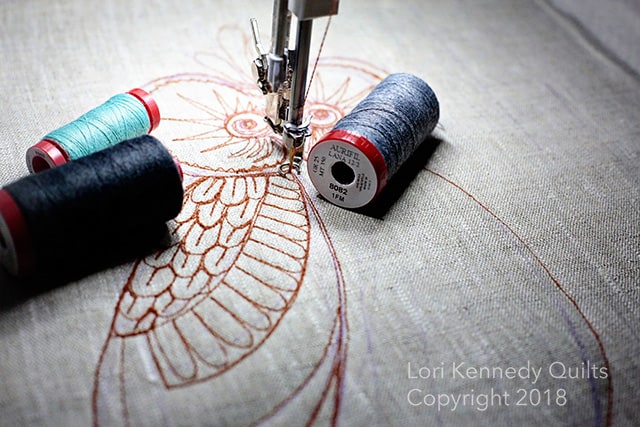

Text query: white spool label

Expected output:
[307,139,379,208]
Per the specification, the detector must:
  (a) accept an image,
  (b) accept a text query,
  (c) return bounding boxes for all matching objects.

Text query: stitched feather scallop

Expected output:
[110,172,309,386]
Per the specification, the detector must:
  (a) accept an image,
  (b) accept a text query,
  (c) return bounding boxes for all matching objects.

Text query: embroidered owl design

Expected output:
[92,27,386,427]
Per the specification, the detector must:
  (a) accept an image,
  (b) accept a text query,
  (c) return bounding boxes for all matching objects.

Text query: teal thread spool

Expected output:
[26,88,160,173]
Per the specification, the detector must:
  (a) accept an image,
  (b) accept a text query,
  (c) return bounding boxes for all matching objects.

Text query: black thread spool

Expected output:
[307,73,439,208]
[0,135,184,280]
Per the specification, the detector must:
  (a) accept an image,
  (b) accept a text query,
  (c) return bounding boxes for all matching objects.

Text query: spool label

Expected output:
[307,140,378,208]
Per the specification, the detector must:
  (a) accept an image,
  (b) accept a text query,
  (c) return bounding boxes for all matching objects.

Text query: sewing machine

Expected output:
[250,0,339,173]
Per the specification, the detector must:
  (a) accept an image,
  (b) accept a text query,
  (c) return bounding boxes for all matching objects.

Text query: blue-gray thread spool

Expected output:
[307,73,439,208]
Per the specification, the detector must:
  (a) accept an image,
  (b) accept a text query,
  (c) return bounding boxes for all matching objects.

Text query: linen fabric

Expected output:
[0,0,638,425]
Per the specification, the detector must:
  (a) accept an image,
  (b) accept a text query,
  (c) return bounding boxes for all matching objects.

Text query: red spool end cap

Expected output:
[26,139,70,173]
[128,88,161,132]
[173,157,184,182]
[0,189,33,276]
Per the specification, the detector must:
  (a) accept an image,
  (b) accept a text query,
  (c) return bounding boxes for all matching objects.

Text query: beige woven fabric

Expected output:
[1,1,638,426]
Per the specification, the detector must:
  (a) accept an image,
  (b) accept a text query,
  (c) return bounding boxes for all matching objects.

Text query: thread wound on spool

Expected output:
[2,135,183,277]
[307,73,439,208]
[25,88,160,173]
[0,190,33,276]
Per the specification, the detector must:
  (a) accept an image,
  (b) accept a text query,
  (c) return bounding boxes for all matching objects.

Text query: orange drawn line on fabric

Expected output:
[144,274,310,391]
[300,174,349,426]
[95,187,309,379]
[242,249,302,274]
[248,236,306,260]
[181,327,228,370]
[151,322,199,382]
[250,311,340,427]
[93,34,385,425]
[190,310,231,358]
[209,297,257,348]
[257,213,304,228]
[118,339,130,427]
[175,312,230,367]
[219,282,274,331]
[425,167,613,427]
[251,223,308,247]
[145,330,184,386]
[235,264,300,298]
[252,228,308,245]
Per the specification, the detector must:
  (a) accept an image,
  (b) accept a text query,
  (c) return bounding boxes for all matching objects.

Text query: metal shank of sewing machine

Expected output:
[250,0,339,174]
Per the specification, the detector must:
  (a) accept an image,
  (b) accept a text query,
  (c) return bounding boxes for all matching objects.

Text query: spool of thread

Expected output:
[307,73,439,208]
[0,135,183,278]
[26,88,161,173]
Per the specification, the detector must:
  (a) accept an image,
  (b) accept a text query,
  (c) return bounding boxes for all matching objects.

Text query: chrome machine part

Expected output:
[251,0,339,173]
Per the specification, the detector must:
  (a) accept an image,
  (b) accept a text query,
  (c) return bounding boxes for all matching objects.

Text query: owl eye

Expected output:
[307,103,343,129]
[225,111,269,138]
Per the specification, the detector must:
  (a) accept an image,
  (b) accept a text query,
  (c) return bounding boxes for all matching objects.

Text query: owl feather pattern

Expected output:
[92,28,386,425]
[111,172,309,387]
[90,28,613,427]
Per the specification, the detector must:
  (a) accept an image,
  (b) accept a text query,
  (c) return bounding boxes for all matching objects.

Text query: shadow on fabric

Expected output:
[354,135,443,219]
